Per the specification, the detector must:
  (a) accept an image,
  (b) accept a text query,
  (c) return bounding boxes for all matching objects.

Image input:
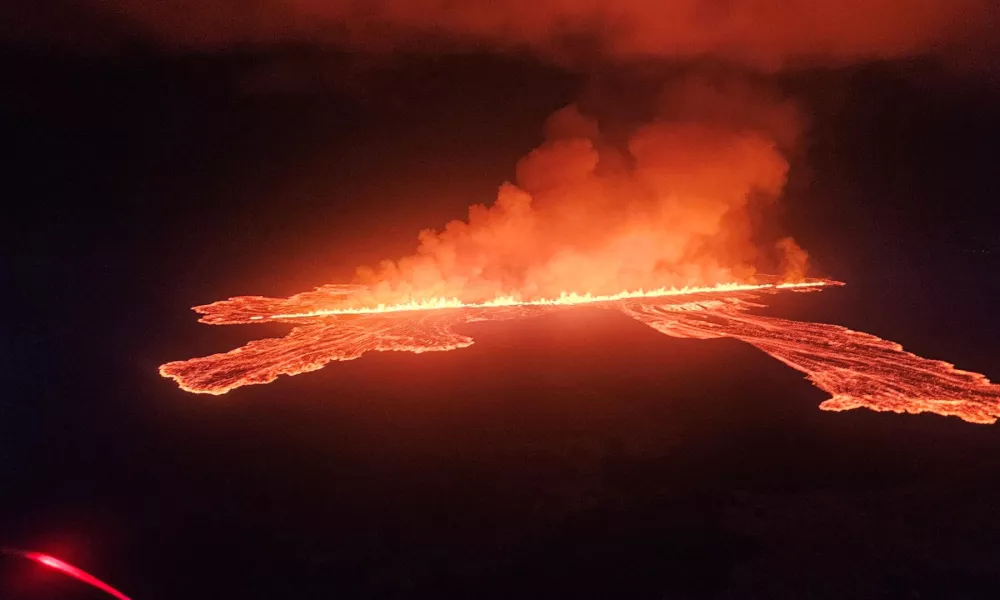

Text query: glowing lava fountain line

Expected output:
[159,279,1000,425]
[249,281,824,320]
[250,281,828,321]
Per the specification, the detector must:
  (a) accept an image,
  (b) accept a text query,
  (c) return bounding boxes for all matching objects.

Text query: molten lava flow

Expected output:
[160,282,818,394]
[623,297,1000,425]
[159,280,1000,424]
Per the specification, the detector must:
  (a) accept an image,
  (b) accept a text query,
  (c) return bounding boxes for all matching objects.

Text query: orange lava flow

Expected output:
[623,297,1000,425]
[159,280,1000,424]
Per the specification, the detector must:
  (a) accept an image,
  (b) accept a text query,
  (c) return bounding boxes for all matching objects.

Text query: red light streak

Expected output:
[16,551,131,600]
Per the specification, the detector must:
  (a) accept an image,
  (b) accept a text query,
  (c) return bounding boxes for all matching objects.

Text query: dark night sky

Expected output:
[2,23,1000,600]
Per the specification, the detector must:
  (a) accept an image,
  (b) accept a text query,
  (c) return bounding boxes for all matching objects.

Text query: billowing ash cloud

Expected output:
[49,0,994,68]
[353,75,806,303]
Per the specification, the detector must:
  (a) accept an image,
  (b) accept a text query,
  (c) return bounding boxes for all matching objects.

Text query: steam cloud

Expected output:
[355,75,805,303]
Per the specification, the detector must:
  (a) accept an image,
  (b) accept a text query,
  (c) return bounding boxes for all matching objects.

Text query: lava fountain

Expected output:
[159,280,1000,425]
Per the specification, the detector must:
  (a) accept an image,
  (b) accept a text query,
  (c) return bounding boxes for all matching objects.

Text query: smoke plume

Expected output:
[352,75,806,304]
[15,1,993,303]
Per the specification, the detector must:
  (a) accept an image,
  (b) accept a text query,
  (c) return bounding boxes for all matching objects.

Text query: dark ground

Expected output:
[2,49,999,599]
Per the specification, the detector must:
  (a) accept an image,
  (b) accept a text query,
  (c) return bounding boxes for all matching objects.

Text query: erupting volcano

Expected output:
[161,100,999,425]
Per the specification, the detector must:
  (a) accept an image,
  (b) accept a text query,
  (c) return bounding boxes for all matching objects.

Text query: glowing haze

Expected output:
[29,1,996,69]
